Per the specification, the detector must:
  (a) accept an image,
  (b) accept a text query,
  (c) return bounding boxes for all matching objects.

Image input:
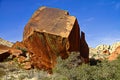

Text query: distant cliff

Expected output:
[0,38,13,47]
[90,42,120,61]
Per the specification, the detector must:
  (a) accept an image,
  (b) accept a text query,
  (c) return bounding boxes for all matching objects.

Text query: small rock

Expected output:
[9,61,14,65]
[23,62,32,70]
[9,48,22,57]
[18,56,26,63]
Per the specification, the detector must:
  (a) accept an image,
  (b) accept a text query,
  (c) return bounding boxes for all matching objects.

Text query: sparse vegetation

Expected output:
[0,52,120,80]
[52,52,120,80]
[16,46,27,54]
[0,68,6,77]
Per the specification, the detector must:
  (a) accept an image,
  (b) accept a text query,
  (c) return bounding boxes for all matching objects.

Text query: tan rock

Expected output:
[0,38,13,47]
[108,46,120,61]
[9,61,14,65]
[9,48,22,57]
[17,56,26,63]
[22,62,32,70]
[109,42,120,53]
[95,44,110,51]
[108,53,118,61]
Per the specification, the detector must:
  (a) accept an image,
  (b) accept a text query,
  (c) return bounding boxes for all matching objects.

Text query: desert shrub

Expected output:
[16,47,27,54]
[52,52,120,80]
[0,68,6,77]
[16,46,28,57]
[1,52,120,80]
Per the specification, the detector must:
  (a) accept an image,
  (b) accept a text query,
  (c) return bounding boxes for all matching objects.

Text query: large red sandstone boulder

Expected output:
[23,7,81,70]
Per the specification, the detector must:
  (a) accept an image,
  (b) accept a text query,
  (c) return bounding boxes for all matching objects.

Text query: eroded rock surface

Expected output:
[12,41,26,50]
[108,46,120,61]
[0,45,10,61]
[0,45,22,61]
[109,42,120,53]
[80,31,89,63]
[23,7,82,70]
[0,7,89,71]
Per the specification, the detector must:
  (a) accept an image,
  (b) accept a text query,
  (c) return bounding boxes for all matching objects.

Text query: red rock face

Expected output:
[108,46,120,61]
[80,31,89,63]
[0,45,10,61]
[12,41,26,49]
[0,45,22,61]
[23,7,81,70]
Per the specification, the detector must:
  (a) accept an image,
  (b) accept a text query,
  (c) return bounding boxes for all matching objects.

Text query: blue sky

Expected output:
[0,0,120,47]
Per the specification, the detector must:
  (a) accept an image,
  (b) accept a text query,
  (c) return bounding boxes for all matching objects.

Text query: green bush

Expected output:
[52,52,120,80]
[16,47,27,54]
[1,52,120,80]
[0,68,6,77]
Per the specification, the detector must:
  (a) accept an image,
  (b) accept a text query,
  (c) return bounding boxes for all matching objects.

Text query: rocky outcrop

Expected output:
[0,38,13,47]
[23,6,82,70]
[95,44,110,51]
[109,42,120,53]
[12,41,26,50]
[90,42,120,61]
[0,43,31,69]
[108,46,120,61]
[0,44,22,61]
[0,45,10,61]
[80,31,89,63]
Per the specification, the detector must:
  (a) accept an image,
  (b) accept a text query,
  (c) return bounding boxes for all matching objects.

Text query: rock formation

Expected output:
[0,38,13,47]
[90,42,120,61]
[80,31,89,63]
[23,6,82,71]
[0,45,10,61]
[0,44,22,61]
[109,42,120,53]
[0,7,89,71]
[108,46,120,61]
[12,41,26,50]
[0,41,31,70]
[95,44,110,51]
[21,6,90,71]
